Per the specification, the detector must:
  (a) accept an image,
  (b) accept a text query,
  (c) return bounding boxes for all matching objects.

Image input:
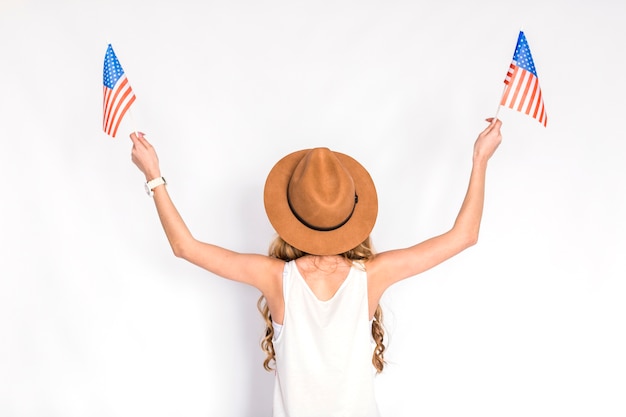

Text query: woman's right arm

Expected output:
[129,132,284,296]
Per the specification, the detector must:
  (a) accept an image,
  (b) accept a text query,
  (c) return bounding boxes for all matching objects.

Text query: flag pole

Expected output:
[128,108,139,139]
[494,84,507,120]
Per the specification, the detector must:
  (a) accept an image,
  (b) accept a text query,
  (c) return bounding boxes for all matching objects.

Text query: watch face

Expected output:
[144,182,152,196]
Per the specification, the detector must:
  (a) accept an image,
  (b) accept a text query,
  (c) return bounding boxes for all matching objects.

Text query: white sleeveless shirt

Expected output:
[272,260,381,417]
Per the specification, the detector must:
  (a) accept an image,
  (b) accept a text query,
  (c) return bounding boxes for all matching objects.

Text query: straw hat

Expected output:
[264,147,378,255]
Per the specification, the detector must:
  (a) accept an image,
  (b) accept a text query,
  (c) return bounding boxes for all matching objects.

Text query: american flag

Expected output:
[500,31,547,127]
[103,44,136,137]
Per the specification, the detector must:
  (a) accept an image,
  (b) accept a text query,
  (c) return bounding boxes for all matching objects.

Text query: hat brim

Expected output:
[264,149,378,256]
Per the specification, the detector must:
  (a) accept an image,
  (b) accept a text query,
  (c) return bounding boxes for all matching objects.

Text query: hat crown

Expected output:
[287,148,356,231]
[264,146,377,256]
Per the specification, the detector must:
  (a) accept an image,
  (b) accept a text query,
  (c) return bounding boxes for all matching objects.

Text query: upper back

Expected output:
[294,255,353,301]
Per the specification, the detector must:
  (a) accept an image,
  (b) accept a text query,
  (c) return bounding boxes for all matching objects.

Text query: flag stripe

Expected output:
[525,81,538,115]
[105,78,124,130]
[103,85,116,131]
[103,75,135,136]
[104,76,129,131]
[521,77,537,114]
[533,89,542,119]
[504,63,515,85]
[111,95,136,138]
[106,87,129,134]
[517,72,533,112]
[500,66,518,105]
[102,86,112,128]
[509,69,526,109]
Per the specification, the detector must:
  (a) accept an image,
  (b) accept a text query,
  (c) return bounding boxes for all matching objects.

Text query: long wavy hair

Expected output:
[257,236,386,373]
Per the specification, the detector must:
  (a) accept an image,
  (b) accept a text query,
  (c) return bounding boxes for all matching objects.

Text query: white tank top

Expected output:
[272,260,381,417]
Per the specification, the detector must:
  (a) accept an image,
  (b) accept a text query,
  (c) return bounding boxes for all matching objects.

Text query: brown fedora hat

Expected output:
[264,147,378,255]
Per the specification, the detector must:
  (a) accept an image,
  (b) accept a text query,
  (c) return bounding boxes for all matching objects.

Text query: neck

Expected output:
[301,254,350,271]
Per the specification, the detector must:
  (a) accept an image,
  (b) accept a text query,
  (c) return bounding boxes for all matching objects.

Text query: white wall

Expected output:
[1,0,624,416]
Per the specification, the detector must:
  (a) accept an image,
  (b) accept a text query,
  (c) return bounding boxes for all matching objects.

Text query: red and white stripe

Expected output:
[500,63,547,127]
[102,74,136,137]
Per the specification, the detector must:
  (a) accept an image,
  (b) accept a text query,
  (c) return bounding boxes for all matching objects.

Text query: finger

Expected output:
[130,131,150,148]
[480,122,495,136]
[491,119,502,132]
[135,132,152,148]
[482,118,502,134]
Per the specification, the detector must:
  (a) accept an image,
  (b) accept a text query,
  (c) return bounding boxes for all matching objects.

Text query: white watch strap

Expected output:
[146,177,166,193]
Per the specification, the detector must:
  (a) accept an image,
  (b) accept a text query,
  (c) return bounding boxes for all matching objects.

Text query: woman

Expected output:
[129,118,502,416]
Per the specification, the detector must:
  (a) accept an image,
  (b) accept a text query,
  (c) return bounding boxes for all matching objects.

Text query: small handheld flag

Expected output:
[103,44,136,137]
[499,31,547,127]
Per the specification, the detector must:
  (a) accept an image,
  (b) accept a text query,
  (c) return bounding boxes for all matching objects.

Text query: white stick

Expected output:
[494,84,507,120]
[128,108,139,138]
[494,104,501,121]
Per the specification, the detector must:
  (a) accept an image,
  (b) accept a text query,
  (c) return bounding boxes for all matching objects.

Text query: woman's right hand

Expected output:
[130,132,161,181]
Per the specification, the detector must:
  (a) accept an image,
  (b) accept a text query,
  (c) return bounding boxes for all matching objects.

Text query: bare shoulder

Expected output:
[236,253,286,294]
[365,249,409,280]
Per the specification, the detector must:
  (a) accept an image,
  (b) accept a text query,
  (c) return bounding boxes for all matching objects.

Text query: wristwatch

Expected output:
[145,176,167,197]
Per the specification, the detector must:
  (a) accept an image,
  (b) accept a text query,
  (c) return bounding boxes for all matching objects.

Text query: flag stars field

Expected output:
[513,36,537,75]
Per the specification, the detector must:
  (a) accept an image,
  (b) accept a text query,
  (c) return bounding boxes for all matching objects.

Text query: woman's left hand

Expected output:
[130,132,161,181]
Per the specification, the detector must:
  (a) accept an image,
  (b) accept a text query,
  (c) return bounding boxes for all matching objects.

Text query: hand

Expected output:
[473,118,502,165]
[130,132,161,181]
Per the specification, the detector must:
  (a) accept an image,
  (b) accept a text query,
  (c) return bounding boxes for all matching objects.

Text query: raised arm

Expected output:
[368,119,502,301]
[129,133,284,298]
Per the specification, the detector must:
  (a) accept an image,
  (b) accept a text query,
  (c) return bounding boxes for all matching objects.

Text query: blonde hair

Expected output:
[257,236,386,373]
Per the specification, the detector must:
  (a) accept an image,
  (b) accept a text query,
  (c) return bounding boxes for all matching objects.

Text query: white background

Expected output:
[1,0,625,416]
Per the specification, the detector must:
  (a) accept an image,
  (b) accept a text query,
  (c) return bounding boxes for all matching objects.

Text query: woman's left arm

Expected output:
[368,118,502,299]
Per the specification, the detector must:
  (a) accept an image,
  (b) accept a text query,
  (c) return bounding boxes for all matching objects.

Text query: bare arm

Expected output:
[129,133,283,299]
[368,119,502,304]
